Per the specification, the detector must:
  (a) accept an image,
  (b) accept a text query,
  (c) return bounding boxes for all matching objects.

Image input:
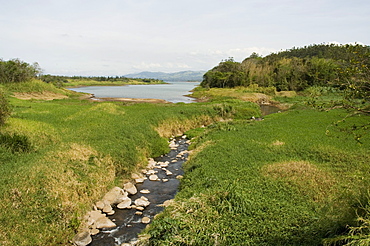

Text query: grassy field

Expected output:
[0,80,260,245]
[1,80,369,245]
[141,107,370,245]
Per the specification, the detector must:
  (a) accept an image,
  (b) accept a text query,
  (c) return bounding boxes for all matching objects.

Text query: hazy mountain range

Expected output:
[125,70,206,82]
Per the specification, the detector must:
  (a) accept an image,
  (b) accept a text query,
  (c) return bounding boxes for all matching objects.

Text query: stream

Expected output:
[89,105,280,245]
[90,137,190,246]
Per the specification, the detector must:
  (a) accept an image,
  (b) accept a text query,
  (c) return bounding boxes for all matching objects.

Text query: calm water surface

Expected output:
[69,81,200,103]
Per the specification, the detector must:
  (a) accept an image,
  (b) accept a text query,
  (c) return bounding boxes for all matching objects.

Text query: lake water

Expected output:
[69,81,200,103]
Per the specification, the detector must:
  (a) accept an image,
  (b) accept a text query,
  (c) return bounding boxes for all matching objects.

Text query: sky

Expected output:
[0,0,369,76]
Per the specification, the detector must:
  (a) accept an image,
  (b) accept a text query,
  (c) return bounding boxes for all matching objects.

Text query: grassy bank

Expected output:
[141,108,370,245]
[0,81,260,245]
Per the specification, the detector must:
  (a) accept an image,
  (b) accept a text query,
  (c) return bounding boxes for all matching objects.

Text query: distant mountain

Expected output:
[124,70,206,82]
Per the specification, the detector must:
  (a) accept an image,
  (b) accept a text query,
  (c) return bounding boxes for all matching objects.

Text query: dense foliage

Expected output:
[0,59,41,84]
[201,44,370,92]
[40,74,163,87]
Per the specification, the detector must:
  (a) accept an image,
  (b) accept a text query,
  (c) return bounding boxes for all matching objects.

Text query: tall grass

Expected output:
[141,109,370,245]
[0,84,260,245]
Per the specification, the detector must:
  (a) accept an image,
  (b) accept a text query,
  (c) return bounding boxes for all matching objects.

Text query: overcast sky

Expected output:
[1,0,369,76]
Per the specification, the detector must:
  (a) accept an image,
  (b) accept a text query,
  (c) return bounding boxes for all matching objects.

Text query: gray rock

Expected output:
[73,230,92,246]
[135,178,145,183]
[95,217,116,229]
[124,182,137,195]
[95,200,105,210]
[117,197,132,209]
[134,196,150,207]
[141,217,151,224]
[140,189,150,194]
[103,204,113,214]
[149,174,159,181]
[103,187,126,205]
[88,210,106,223]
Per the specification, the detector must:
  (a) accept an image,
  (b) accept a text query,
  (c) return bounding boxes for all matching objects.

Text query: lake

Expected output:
[69,81,200,103]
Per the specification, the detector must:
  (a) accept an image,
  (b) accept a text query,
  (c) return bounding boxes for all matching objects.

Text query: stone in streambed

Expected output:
[117,197,132,209]
[103,204,113,214]
[87,210,105,223]
[141,217,151,224]
[165,170,173,176]
[124,182,137,195]
[95,200,105,210]
[135,178,145,184]
[73,230,92,246]
[95,217,116,229]
[90,228,100,236]
[103,187,127,205]
[140,189,150,194]
[149,174,159,181]
[135,196,150,207]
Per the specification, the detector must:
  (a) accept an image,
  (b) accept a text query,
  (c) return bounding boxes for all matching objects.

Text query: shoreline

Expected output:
[89,95,172,104]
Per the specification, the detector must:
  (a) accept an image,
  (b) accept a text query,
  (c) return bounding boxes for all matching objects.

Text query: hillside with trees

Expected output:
[201,43,369,92]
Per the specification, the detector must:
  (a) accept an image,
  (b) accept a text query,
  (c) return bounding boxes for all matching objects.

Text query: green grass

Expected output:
[2,79,369,245]
[0,82,260,245]
[141,108,370,245]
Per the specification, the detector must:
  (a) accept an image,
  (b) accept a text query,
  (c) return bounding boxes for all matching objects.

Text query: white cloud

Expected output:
[131,62,191,72]
[0,0,369,75]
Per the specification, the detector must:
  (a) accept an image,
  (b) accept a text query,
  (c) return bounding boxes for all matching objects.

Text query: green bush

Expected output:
[0,59,40,84]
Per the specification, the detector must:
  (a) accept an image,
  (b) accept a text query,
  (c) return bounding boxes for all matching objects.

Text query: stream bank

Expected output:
[75,137,190,246]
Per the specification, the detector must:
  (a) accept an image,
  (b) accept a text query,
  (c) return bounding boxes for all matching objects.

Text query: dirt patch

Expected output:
[13,92,68,100]
[262,161,336,201]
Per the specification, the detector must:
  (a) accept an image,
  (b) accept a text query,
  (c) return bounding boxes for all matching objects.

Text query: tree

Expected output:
[201,58,248,88]
[0,59,41,84]
[325,44,370,143]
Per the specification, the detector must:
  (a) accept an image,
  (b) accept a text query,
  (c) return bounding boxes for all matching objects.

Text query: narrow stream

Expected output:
[90,137,190,246]
[89,105,280,245]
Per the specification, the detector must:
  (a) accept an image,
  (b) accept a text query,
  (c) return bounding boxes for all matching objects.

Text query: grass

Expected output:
[2,79,369,245]
[140,108,370,245]
[0,81,260,245]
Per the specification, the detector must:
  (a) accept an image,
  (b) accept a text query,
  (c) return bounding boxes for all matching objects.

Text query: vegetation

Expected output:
[141,108,370,245]
[1,43,369,245]
[39,74,165,88]
[0,58,41,84]
[201,44,370,92]
[0,70,259,245]
[0,89,11,126]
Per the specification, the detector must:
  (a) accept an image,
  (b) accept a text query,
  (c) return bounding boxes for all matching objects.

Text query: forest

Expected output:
[201,43,370,93]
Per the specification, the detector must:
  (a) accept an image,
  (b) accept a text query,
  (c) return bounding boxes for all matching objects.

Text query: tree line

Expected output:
[201,43,370,92]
